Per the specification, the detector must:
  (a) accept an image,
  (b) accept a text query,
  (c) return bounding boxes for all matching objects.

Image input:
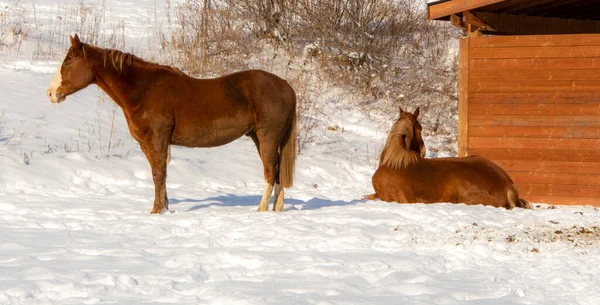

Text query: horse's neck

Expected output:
[379,135,420,171]
[90,54,147,109]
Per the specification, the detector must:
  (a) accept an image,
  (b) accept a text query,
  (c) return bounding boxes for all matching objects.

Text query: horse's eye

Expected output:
[63,61,71,67]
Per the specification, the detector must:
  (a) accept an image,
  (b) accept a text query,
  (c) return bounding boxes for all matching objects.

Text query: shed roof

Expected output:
[428,0,600,35]
[428,0,600,21]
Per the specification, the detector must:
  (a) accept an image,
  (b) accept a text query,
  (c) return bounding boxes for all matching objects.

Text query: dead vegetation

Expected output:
[523,225,600,247]
[1,0,460,155]
[159,0,460,153]
[455,221,600,249]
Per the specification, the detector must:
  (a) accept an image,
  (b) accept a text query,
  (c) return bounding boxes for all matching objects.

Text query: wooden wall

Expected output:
[459,34,600,206]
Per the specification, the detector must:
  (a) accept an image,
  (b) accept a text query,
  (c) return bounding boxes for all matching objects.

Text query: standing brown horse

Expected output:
[363,107,531,210]
[47,34,296,213]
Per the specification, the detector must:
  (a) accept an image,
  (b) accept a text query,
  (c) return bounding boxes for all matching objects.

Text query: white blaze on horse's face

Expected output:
[46,56,66,104]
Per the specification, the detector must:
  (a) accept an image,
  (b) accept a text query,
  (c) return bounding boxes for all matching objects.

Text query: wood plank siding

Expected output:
[462,34,600,206]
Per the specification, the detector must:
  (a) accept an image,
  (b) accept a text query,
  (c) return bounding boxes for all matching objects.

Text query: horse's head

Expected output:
[46,34,94,104]
[394,106,426,157]
[379,106,426,170]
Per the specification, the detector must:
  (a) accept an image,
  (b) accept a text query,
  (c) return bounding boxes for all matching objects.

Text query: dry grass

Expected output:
[159,0,460,154]
[2,0,460,156]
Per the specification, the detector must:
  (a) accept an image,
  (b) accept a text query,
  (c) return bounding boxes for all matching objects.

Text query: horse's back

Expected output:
[239,70,294,108]
[424,156,516,207]
[425,155,508,182]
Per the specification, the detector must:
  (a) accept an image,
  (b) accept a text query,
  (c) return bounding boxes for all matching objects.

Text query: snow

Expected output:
[1,1,600,304]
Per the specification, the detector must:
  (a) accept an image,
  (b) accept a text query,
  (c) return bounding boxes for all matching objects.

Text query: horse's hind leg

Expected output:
[273,183,284,211]
[508,186,533,209]
[256,136,281,212]
[257,182,274,212]
[247,130,276,211]
[362,193,379,200]
[506,187,534,209]
[519,198,533,209]
[246,130,260,153]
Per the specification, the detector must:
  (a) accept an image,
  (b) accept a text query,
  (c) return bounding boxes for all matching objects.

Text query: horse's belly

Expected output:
[171,125,249,148]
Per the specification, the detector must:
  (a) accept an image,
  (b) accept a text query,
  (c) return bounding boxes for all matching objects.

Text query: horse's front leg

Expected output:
[140,139,170,214]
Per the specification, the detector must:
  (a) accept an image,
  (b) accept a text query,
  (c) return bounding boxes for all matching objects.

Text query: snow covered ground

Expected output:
[1,1,600,304]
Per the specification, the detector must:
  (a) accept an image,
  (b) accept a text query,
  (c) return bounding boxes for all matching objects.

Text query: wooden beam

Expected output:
[470,46,600,59]
[469,137,600,150]
[470,80,600,93]
[451,14,464,28]
[509,171,600,187]
[469,115,600,127]
[468,103,600,116]
[464,11,495,32]
[469,93,600,104]
[458,37,470,157]
[469,148,600,163]
[428,0,509,20]
[469,125,600,139]
[495,160,600,175]
[515,182,600,198]
[469,34,600,48]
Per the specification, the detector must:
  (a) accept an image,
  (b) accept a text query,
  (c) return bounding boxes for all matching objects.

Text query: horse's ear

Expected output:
[70,34,82,50]
[413,107,420,118]
[398,106,404,115]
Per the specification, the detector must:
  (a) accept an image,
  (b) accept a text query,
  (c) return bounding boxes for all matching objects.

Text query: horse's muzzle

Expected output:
[47,89,65,104]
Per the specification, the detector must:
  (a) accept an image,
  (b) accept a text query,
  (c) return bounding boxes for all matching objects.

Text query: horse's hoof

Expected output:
[150,207,169,214]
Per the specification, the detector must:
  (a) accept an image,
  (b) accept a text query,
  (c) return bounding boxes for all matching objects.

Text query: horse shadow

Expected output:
[170,194,362,211]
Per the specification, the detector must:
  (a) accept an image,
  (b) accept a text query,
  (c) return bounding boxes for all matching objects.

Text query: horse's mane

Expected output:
[103,49,134,71]
[379,119,419,170]
[81,44,183,75]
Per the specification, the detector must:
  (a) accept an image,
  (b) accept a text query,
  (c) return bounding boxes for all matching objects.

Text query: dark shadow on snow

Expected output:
[170,194,362,211]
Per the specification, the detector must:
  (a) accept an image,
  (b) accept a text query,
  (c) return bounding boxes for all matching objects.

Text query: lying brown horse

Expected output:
[363,107,531,209]
[47,34,296,213]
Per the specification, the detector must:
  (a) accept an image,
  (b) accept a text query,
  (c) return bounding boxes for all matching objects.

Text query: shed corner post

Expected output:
[458,36,470,157]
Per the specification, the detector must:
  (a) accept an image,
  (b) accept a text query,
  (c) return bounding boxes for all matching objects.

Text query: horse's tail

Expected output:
[280,109,297,188]
[507,186,532,210]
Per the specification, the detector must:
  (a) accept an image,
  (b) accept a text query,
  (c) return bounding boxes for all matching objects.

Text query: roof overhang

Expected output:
[427,0,600,35]
[428,0,508,20]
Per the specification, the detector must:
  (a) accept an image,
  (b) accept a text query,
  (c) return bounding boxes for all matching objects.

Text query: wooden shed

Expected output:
[427,0,600,206]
